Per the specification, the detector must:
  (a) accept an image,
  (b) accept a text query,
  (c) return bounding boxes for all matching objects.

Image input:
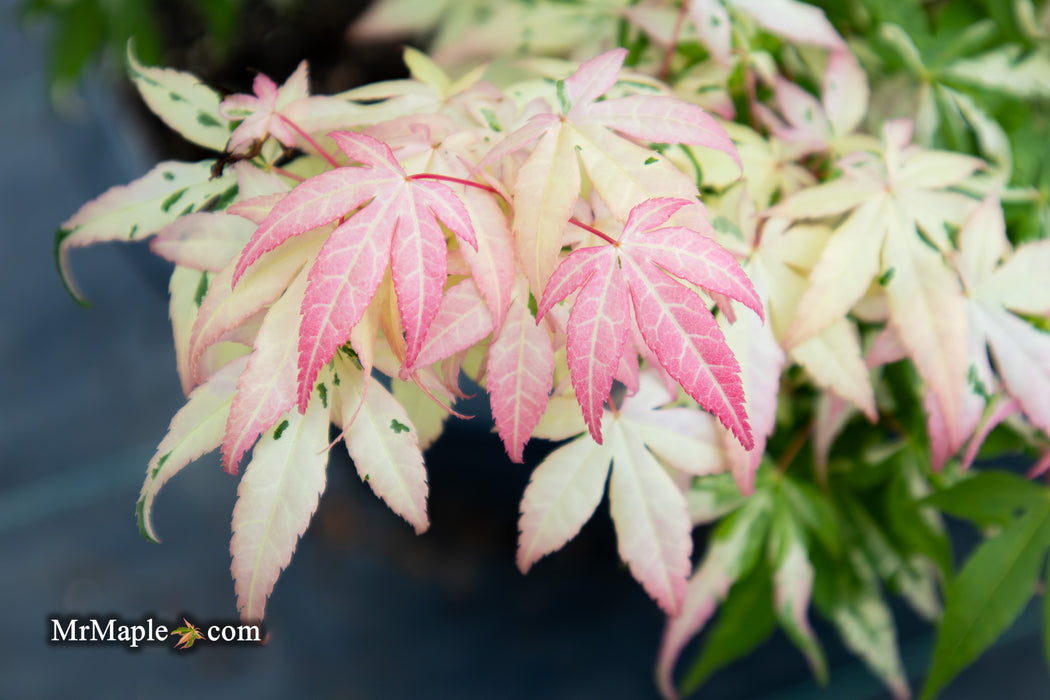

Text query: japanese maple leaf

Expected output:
[716,263,785,494]
[694,121,817,210]
[481,47,739,294]
[537,198,762,448]
[350,0,626,72]
[231,384,331,623]
[340,47,498,127]
[767,119,983,449]
[405,278,494,376]
[715,185,876,420]
[219,62,361,155]
[333,355,430,534]
[519,372,725,615]
[137,355,248,543]
[221,266,309,474]
[488,278,557,462]
[220,63,311,152]
[756,50,873,159]
[688,0,843,66]
[956,195,1050,449]
[232,131,478,410]
[368,118,515,328]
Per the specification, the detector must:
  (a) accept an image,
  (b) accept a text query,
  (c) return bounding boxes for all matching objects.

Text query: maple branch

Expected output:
[569,218,620,246]
[411,173,620,246]
[277,114,340,169]
[409,172,500,195]
[880,412,908,438]
[776,421,814,474]
[270,166,305,183]
[659,0,690,81]
[740,55,762,133]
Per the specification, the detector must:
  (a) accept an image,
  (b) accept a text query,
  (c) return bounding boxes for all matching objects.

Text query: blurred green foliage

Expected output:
[17,0,248,92]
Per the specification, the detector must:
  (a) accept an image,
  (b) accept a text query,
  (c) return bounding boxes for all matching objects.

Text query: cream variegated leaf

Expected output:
[230,387,331,623]
[883,217,968,450]
[517,420,613,573]
[137,356,248,543]
[519,372,722,614]
[657,492,774,699]
[719,265,784,494]
[169,266,207,397]
[607,419,692,616]
[189,227,328,385]
[770,503,828,684]
[150,212,254,273]
[127,44,231,152]
[391,379,449,451]
[57,161,235,304]
[336,357,430,533]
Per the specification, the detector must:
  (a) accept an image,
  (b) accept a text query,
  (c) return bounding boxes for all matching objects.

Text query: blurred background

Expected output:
[2,1,1046,698]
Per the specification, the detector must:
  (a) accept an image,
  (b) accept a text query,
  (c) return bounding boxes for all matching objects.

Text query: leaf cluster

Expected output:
[52,1,1050,698]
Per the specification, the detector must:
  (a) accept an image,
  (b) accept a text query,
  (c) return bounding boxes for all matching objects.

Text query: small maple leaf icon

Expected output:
[171,619,203,649]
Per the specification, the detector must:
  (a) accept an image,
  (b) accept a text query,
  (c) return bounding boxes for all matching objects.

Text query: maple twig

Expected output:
[410,172,501,195]
[411,173,620,246]
[776,421,814,474]
[277,114,340,168]
[880,412,908,438]
[270,166,305,182]
[569,218,620,246]
[659,0,690,81]
[741,56,762,133]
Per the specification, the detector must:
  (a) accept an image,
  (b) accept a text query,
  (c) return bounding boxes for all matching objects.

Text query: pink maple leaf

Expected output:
[757,50,870,158]
[218,62,359,156]
[488,279,556,462]
[480,48,739,295]
[220,63,311,153]
[232,131,479,410]
[537,198,762,448]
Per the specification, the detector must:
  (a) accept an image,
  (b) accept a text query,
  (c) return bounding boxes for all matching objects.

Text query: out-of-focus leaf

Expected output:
[106,0,162,67]
[816,551,911,700]
[924,471,1049,529]
[887,451,953,580]
[1044,553,1050,671]
[945,45,1050,99]
[127,44,232,152]
[780,475,842,558]
[51,0,105,85]
[769,497,829,684]
[679,559,776,695]
[843,493,941,620]
[190,0,243,47]
[657,492,774,699]
[686,473,746,525]
[858,0,929,38]
[921,500,1050,700]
